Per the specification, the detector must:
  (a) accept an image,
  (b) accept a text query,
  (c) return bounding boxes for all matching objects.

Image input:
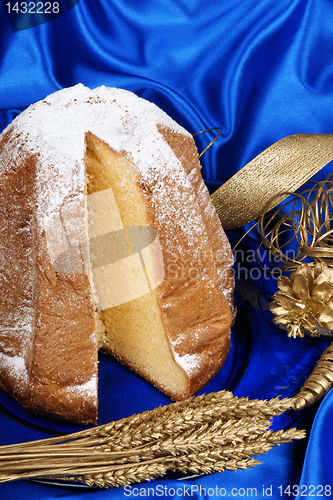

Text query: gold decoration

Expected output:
[210,139,333,411]
[211,134,333,230]
[253,175,333,406]
[257,174,333,272]
[193,127,223,158]
[293,341,333,411]
[0,391,304,488]
[270,262,333,338]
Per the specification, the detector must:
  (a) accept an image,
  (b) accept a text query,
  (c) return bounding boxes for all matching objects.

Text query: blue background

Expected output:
[1,0,333,498]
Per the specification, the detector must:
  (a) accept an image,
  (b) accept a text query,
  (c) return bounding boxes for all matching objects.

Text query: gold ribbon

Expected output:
[211,134,333,230]
[256,175,333,270]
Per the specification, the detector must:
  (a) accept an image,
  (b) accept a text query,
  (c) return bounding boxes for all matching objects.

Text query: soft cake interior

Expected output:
[84,132,189,398]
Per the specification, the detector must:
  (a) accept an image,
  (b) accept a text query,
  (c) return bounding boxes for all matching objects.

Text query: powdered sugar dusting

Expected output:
[173,351,200,376]
[0,352,98,401]
[0,353,28,386]
[67,374,97,398]
[2,84,215,261]
[3,84,189,227]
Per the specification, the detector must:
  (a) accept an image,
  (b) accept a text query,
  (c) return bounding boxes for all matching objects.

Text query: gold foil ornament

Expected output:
[293,342,333,410]
[270,262,333,338]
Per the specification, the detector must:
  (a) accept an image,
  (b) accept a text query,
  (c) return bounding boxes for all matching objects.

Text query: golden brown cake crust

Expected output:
[0,85,234,422]
[0,126,98,424]
[158,126,235,311]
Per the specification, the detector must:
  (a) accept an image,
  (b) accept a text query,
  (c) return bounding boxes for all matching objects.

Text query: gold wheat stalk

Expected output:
[0,391,304,488]
[0,392,294,456]
[72,428,305,488]
[93,395,294,453]
[0,427,303,488]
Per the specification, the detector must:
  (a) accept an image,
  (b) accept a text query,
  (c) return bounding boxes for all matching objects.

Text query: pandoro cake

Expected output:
[0,85,234,424]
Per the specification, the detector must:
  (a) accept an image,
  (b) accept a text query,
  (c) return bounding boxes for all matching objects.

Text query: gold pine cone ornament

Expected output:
[270,263,333,338]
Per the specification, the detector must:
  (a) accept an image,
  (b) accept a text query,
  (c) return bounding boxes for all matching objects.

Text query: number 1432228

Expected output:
[6,2,60,14]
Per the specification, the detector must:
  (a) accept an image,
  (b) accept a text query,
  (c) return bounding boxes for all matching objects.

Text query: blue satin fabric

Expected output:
[1,0,333,498]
